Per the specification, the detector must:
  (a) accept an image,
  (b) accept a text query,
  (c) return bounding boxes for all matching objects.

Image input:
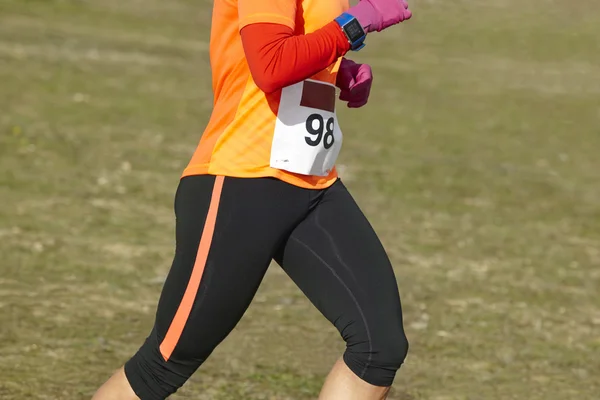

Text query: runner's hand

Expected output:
[337,58,373,108]
[348,0,412,33]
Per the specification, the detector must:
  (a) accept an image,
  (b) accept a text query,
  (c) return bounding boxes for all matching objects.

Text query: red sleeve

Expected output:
[240,22,351,94]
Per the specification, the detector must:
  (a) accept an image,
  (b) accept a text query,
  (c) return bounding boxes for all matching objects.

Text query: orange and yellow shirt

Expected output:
[182,0,350,189]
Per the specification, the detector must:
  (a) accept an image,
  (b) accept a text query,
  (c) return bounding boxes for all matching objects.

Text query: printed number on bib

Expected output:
[305,114,335,150]
[270,80,343,177]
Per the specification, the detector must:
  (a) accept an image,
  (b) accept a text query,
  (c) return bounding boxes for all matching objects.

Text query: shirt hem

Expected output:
[182,164,338,190]
[239,13,296,31]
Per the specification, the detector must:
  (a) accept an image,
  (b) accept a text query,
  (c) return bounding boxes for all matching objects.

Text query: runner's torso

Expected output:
[183,0,350,189]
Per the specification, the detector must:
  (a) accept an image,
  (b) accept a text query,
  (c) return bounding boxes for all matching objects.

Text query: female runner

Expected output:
[93,0,412,399]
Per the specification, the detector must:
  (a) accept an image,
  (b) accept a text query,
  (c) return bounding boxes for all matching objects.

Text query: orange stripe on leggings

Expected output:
[159,175,225,362]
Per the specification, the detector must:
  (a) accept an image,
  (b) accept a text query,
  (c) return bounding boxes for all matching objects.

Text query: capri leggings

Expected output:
[124,175,408,399]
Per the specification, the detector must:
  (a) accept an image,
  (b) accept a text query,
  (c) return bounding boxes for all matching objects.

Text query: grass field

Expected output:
[1,0,599,399]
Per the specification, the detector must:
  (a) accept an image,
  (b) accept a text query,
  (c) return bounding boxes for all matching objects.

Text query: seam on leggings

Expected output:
[314,207,359,286]
[290,236,373,379]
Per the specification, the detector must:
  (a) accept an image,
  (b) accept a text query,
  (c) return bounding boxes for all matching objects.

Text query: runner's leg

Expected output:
[94,175,309,400]
[274,180,408,399]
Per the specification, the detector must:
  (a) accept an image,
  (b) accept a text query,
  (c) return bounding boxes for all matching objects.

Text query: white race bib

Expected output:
[270,79,343,176]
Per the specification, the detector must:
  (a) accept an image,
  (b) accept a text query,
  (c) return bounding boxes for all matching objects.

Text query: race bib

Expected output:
[270,79,343,176]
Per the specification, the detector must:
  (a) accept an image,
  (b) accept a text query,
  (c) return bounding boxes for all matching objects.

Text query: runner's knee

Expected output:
[124,333,205,400]
[343,325,409,387]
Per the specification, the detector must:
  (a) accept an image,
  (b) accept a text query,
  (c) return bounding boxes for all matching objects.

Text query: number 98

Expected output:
[305,113,335,150]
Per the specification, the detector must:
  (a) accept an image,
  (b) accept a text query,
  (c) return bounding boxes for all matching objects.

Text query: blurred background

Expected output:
[1,0,599,399]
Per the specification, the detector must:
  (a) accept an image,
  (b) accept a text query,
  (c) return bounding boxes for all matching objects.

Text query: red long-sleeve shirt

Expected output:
[240,21,351,94]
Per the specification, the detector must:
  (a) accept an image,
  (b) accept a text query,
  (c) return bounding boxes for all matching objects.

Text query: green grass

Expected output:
[1,0,599,399]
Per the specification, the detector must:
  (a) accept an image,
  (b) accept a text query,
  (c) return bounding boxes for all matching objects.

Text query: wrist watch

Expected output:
[334,13,367,51]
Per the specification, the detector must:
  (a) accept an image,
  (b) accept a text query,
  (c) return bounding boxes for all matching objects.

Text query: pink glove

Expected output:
[348,0,412,33]
[336,58,373,108]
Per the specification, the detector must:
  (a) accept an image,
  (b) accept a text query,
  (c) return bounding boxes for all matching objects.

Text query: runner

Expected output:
[92,0,412,399]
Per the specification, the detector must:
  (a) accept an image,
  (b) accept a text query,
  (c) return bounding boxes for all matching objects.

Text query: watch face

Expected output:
[345,19,364,42]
